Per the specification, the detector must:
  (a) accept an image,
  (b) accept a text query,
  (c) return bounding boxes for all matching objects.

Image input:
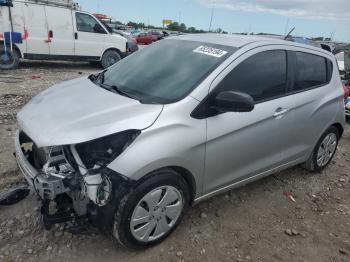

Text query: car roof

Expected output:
[173,33,331,55]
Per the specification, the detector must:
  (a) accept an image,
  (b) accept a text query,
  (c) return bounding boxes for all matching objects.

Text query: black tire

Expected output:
[101,50,121,69]
[0,46,20,70]
[303,126,339,172]
[113,169,190,249]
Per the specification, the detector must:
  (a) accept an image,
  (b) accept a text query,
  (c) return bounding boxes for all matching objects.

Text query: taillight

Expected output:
[343,84,349,99]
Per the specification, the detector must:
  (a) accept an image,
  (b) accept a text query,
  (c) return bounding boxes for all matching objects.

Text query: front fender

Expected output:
[107,97,206,198]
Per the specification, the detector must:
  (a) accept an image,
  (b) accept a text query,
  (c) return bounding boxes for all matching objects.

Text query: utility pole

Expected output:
[179,11,181,24]
[208,4,214,32]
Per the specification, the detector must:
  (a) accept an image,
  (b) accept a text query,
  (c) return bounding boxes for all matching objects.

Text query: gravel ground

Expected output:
[0,60,350,262]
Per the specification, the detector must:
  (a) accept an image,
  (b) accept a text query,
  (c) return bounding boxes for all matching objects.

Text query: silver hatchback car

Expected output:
[15,34,345,248]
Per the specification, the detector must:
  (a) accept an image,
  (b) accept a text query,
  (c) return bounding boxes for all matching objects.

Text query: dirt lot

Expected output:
[0,60,350,262]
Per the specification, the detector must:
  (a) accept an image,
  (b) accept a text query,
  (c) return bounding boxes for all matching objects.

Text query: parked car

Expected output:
[133,32,154,44]
[149,30,164,40]
[15,34,345,249]
[0,0,129,69]
[113,30,139,53]
[98,21,139,53]
[169,31,181,36]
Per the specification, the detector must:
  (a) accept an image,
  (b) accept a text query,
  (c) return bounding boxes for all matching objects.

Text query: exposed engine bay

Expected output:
[16,130,139,229]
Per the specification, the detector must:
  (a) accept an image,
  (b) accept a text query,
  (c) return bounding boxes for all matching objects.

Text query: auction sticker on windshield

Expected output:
[193,46,228,58]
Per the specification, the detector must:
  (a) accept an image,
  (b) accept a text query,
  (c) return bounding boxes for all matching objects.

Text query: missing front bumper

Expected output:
[14,130,68,200]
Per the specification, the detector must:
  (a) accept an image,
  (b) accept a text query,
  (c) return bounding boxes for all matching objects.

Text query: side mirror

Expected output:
[214,91,254,113]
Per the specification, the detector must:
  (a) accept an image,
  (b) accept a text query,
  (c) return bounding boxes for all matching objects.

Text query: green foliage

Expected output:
[127,21,145,29]
[123,20,207,34]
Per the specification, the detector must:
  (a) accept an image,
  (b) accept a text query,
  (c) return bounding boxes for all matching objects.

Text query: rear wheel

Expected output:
[303,126,339,172]
[0,46,20,70]
[101,50,121,69]
[113,169,189,249]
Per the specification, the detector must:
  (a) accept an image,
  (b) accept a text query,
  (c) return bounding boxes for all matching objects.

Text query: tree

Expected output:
[187,27,197,33]
[126,21,145,29]
[167,22,187,32]
[127,21,137,27]
[167,22,179,31]
[179,23,187,32]
[215,28,222,33]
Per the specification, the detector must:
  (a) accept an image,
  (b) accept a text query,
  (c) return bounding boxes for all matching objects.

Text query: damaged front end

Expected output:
[14,130,139,230]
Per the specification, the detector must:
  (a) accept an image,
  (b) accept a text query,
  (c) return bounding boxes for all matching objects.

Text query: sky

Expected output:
[76,0,350,42]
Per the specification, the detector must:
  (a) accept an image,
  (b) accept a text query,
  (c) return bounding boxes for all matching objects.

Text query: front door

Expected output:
[203,48,295,194]
[73,12,107,58]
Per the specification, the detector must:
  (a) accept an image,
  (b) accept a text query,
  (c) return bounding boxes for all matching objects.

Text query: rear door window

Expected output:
[294,52,328,91]
[215,50,287,102]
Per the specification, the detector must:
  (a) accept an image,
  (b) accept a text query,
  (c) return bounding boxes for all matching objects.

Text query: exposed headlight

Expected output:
[75,130,140,169]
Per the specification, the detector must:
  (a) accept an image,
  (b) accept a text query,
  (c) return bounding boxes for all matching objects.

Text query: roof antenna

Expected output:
[284,27,295,40]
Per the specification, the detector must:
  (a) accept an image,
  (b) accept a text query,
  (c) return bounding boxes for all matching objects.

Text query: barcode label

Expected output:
[193,46,228,58]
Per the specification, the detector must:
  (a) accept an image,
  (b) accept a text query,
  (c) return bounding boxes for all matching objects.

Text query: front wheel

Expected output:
[101,50,121,69]
[113,169,189,249]
[0,46,20,70]
[303,126,339,172]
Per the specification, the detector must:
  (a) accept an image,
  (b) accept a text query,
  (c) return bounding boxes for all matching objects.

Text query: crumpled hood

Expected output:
[17,77,163,147]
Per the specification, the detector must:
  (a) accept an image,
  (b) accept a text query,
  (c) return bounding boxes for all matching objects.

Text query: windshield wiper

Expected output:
[100,83,142,102]
[88,73,97,81]
[88,70,107,84]
[110,85,142,102]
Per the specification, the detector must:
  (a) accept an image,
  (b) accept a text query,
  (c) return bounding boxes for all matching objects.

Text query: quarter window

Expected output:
[76,13,105,34]
[294,52,328,91]
[215,50,287,102]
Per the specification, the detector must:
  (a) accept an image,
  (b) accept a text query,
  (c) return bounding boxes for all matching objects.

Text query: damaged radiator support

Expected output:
[19,135,113,229]
[15,129,138,230]
[42,145,112,229]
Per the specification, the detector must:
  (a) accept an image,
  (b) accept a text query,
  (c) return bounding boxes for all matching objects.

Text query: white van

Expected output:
[0,0,129,69]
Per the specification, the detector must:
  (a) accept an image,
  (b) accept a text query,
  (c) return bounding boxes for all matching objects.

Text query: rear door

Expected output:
[45,6,74,56]
[22,3,50,55]
[73,12,107,58]
[285,50,338,161]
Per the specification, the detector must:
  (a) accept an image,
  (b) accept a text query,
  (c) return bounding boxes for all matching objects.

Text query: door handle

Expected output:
[45,31,53,43]
[273,107,289,118]
[74,32,78,39]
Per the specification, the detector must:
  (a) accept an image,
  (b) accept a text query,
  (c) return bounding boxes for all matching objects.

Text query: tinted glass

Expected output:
[215,50,287,102]
[326,59,333,82]
[295,52,327,91]
[103,40,237,104]
[76,13,105,33]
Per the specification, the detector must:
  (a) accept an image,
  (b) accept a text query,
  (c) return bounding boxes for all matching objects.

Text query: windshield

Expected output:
[102,39,237,104]
[100,21,114,33]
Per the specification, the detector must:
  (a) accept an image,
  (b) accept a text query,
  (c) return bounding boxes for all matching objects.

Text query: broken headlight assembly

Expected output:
[75,129,141,169]
[70,129,140,206]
